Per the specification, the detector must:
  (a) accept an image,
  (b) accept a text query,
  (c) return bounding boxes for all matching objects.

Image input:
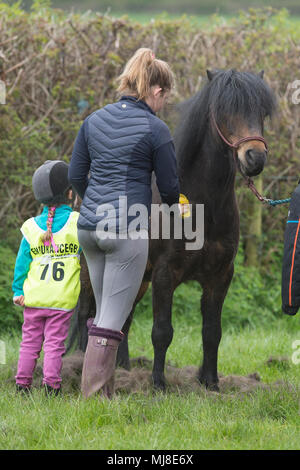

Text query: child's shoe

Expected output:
[44,384,61,397]
[16,384,31,395]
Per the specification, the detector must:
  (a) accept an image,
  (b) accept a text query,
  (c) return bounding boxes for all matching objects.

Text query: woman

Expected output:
[69,48,180,398]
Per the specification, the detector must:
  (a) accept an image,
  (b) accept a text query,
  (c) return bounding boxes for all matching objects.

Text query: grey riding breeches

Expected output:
[78,229,149,331]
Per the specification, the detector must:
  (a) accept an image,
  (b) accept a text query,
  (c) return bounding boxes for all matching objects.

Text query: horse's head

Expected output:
[207,69,277,178]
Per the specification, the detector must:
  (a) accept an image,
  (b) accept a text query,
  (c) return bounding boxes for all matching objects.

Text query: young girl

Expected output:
[13,160,81,395]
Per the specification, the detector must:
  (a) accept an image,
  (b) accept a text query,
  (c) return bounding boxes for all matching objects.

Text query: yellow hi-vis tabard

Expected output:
[21,211,81,311]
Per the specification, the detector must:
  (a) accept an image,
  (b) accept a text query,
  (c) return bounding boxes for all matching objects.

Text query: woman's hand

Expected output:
[178,203,190,217]
[13,295,25,307]
[178,193,190,218]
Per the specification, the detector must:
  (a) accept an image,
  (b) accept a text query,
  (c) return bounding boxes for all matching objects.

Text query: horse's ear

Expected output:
[258,70,264,79]
[207,69,217,81]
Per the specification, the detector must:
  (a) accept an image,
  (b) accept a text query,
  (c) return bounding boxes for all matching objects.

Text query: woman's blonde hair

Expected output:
[117,48,174,100]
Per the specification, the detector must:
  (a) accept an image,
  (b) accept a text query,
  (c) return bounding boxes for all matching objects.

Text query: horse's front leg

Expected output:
[151,262,175,390]
[199,265,234,391]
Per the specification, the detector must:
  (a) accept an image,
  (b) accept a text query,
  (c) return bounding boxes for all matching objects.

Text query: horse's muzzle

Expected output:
[244,149,267,177]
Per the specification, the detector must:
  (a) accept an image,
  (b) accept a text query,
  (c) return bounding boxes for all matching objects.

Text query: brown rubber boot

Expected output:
[81,326,123,399]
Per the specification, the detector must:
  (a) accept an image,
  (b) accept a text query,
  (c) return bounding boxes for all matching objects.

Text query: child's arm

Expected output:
[12,237,32,301]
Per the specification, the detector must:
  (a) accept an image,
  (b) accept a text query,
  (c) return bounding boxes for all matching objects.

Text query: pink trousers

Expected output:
[15,307,73,389]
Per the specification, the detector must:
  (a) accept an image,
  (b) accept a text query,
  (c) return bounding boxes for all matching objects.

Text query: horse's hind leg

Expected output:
[199,265,234,391]
[78,291,95,351]
[151,263,175,390]
[117,281,150,370]
[116,309,133,370]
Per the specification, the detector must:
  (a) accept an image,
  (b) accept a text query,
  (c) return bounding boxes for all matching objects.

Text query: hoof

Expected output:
[116,358,131,371]
[198,376,220,392]
[152,375,166,392]
[207,382,220,392]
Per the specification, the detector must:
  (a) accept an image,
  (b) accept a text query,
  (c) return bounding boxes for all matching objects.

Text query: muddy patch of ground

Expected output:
[6,351,294,396]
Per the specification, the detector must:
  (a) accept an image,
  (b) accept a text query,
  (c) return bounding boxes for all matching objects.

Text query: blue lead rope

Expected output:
[245,178,291,208]
[264,198,291,207]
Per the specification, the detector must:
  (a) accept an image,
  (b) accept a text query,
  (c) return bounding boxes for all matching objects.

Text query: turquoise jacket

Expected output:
[12,205,80,297]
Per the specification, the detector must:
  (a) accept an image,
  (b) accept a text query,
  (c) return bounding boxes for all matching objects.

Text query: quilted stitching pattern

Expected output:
[78,100,153,231]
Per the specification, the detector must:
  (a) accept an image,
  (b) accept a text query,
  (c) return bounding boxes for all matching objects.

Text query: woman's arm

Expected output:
[69,121,91,199]
[153,140,180,206]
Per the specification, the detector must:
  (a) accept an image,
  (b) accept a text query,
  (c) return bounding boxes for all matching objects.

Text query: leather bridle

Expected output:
[211,112,268,156]
[211,113,269,203]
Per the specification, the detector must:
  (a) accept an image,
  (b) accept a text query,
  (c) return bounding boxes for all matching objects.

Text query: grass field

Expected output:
[71,9,300,27]
[0,0,300,453]
[0,4,299,450]
[1,282,299,450]
[104,11,214,25]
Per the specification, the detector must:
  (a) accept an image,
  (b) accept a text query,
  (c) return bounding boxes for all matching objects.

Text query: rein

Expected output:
[211,114,289,206]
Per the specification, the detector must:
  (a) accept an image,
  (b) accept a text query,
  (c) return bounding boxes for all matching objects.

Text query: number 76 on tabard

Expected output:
[40,261,65,281]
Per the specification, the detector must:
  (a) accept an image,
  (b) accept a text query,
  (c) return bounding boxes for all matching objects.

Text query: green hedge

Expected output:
[0,244,23,332]
[16,0,300,15]
[0,3,299,329]
[0,4,299,254]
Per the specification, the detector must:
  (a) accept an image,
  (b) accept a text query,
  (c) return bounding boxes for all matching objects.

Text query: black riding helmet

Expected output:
[32,160,71,205]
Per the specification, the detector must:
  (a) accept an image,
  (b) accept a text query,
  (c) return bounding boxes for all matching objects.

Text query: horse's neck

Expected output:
[179,147,236,204]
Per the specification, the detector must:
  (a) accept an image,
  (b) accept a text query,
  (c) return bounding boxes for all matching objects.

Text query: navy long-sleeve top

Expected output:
[69,95,180,232]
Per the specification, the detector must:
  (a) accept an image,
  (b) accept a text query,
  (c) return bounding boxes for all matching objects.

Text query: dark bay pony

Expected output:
[69,69,277,391]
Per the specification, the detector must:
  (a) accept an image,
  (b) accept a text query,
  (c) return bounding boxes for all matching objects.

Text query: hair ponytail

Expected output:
[117,48,174,100]
[41,206,58,253]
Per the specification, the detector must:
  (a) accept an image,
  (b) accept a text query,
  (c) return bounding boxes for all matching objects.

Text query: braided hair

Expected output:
[40,205,58,252]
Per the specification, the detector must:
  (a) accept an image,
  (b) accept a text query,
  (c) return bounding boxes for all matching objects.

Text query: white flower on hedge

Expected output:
[0,341,6,365]
[0,80,6,105]
[290,80,300,104]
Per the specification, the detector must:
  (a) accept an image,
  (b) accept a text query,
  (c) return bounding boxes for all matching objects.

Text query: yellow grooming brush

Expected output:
[179,193,191,218]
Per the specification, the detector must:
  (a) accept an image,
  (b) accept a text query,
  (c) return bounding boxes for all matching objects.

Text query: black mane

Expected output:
[175,69,277,170]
